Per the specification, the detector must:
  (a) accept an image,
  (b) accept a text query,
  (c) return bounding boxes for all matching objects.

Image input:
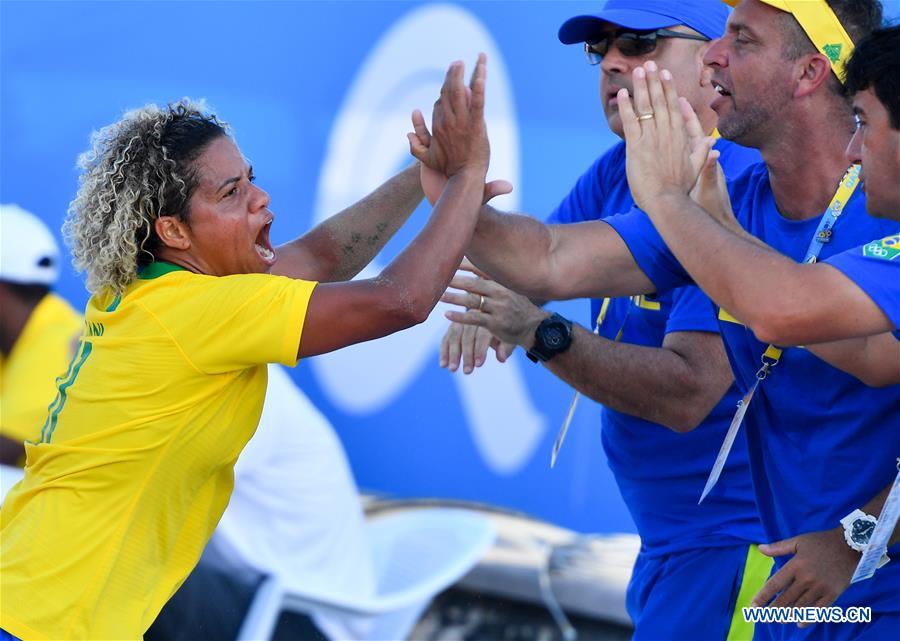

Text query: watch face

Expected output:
[544,323,566,348]
[851,519,876,545]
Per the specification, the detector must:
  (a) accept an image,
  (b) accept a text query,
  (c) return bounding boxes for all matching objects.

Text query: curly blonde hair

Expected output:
[64,99,230,295]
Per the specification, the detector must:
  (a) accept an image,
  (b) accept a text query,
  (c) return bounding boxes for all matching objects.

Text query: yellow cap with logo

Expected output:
[722,0,854,83]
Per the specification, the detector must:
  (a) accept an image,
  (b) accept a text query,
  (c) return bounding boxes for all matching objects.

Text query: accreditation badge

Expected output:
[851,461,900,583]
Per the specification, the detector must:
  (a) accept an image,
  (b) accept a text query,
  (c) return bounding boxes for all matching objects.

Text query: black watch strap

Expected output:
[527,313,573,363]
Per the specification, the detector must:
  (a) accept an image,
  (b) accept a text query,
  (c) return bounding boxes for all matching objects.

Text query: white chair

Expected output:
[237,507,496,641]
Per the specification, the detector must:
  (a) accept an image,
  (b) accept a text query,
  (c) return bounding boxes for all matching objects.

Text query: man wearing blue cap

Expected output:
[433,2,768,639]
[422,0,897,638]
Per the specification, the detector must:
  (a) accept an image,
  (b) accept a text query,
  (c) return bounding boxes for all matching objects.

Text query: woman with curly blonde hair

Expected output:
[0,56,492,641]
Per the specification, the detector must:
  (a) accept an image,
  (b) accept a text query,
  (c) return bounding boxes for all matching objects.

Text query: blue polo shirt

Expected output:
[604,163,900,612]
[547,140,765,556]
[826,234,900,331]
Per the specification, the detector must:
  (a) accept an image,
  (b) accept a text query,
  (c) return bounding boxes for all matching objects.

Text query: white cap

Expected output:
[0,204,61,286]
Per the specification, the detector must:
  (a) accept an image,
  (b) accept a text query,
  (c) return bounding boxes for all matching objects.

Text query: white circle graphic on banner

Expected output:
[310,3,545,475]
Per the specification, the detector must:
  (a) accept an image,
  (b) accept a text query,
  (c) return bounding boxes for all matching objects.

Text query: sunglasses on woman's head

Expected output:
[584,28,710,65]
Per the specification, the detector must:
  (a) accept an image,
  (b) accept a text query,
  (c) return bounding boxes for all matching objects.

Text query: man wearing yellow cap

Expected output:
[612,17,900,640]
[417,0,897,638]
[597,13,900,381]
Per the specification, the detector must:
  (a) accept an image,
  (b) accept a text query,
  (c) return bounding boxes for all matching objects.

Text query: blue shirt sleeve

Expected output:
[825,235,900,330]
[603,207,694,293]
[551,139,760,295]
[603,145,762,296]
[664,285,720,335]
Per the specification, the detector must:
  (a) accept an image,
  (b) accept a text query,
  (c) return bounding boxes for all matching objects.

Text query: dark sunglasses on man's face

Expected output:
[584,28,709,65]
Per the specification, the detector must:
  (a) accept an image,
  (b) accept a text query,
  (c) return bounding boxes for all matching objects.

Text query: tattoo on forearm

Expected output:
[367,222,388,247]
[342,223,389,256]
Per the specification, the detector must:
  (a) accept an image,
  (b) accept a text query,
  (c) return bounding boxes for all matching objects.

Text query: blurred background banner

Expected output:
[4,1,897,534]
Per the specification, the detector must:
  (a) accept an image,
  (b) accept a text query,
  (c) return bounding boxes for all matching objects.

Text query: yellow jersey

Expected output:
[0,262,316,640]
[0,293,82,452]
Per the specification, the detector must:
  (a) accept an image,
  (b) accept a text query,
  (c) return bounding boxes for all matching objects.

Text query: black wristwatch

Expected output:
[527,313,573,363]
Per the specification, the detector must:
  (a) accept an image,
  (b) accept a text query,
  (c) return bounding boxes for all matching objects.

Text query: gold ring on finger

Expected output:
[478,294,486,312]
[637,112,655,121]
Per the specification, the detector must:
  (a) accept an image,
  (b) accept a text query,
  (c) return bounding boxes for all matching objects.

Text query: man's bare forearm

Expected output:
[647,194,795,321]
[808,334,900,387]
[645,194,891,344]
[543,324,733,432]
[442,268,730,430]
[465,205,557,296]
[274,163,423,282]
[467,206,655,301]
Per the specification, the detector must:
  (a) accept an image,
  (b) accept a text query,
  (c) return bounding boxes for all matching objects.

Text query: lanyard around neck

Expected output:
[700,165,862,502]
[803,164,862,263]
[550,296,633,468]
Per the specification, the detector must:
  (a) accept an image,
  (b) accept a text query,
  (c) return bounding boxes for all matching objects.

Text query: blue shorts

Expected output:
[753,610,900,641]
[0,629,22,641]
[627,544,771,641]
